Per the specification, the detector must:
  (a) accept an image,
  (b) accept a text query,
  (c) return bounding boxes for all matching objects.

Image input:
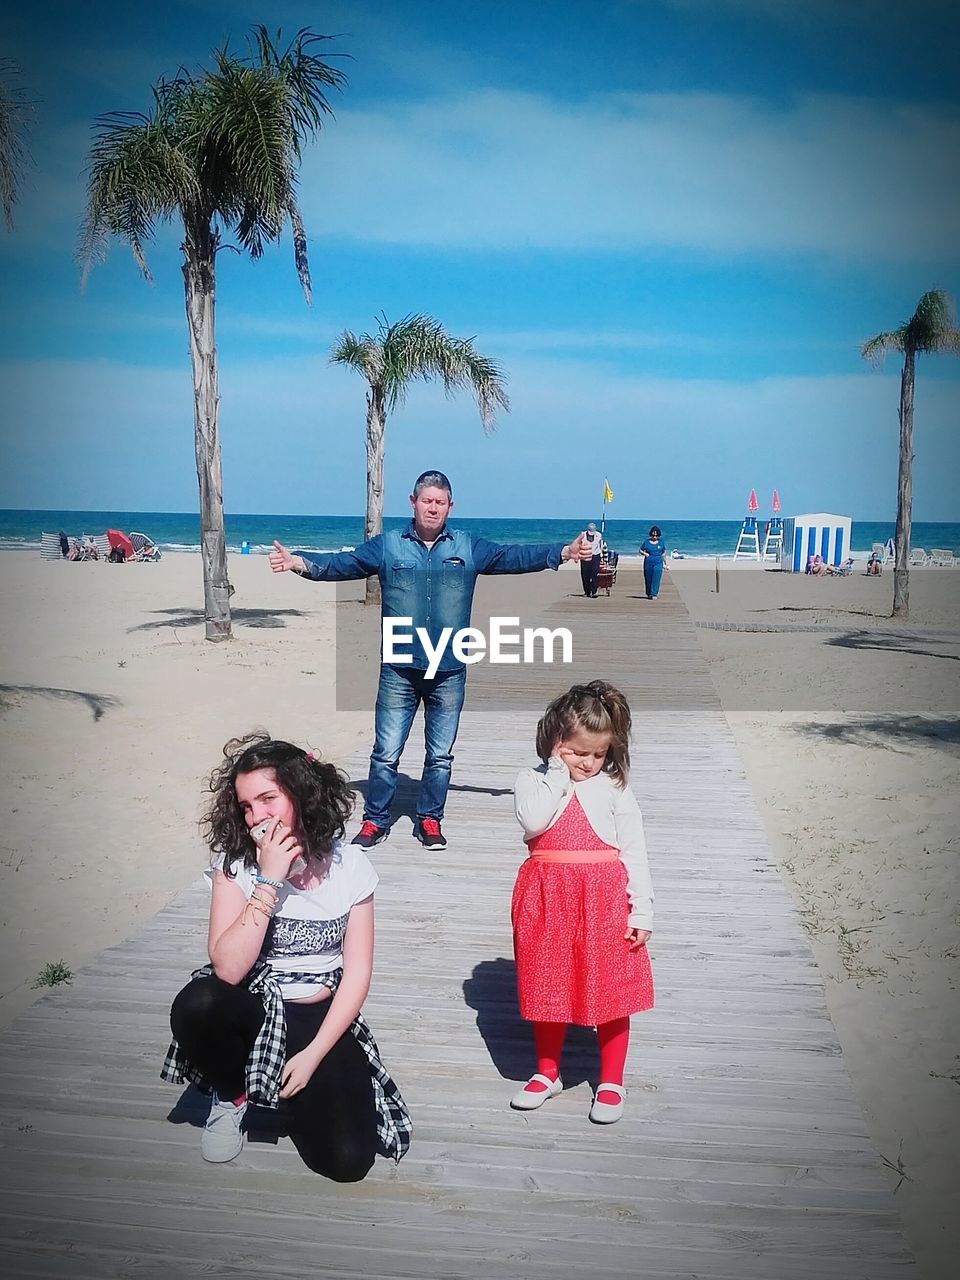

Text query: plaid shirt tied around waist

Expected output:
[161,960,411,1163]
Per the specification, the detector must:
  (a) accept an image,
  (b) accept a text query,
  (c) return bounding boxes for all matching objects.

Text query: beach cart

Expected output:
[597,547,619,596]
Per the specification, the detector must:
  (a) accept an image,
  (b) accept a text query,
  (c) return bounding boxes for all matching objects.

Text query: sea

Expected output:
[2,509,958,559]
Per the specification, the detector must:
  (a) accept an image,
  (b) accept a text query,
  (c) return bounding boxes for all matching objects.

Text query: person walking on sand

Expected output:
[639,526,667,599]
[269,470,592,852]
[580,521,602,598]
[510,680,654,1125]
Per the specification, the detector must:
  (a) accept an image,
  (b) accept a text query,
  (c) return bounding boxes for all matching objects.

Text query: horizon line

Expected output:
[2,507,954,524]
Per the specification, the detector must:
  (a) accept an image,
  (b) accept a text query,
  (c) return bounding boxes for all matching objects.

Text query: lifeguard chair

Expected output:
[734,517,761,561]
[733,490,762,561]
[762,516,783,562]
[762,489,784,562]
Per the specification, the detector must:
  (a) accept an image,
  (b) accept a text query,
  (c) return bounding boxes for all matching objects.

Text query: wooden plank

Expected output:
[0,574,913,1278]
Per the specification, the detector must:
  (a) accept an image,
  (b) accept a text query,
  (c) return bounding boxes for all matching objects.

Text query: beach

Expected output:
[672,560,960,1279]
[1,548,958,1277]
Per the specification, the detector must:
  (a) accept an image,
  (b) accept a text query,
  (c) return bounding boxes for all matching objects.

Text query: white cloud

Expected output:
[299,88,960,260]
[484,328,843,357]
[3,353,957,520]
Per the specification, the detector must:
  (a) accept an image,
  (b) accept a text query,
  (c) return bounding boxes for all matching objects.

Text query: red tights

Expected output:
[527,1018,630,1104]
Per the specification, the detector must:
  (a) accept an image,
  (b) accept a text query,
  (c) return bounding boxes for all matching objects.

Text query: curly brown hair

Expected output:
[200,731,355,876]
[535,680,632,786]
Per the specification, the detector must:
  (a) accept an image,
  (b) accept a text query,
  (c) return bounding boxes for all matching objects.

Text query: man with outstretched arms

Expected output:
[271,470,590,851]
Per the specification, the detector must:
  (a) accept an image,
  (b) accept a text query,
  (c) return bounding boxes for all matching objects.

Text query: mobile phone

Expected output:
[249,819,307,877]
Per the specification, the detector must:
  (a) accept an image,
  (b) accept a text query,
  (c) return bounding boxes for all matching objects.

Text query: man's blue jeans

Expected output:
[364,664,467,827]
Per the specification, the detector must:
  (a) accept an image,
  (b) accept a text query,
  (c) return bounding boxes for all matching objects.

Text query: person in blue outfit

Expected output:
[270,471,591,852]
[638,526,667,600]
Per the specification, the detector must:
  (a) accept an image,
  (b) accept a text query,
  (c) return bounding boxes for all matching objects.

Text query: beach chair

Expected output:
[930,548,957,567]
[826,558,854,576]
[908,548,929,567]
[40,532,66,560]
[129,531,161,562]
[77,533,108,561]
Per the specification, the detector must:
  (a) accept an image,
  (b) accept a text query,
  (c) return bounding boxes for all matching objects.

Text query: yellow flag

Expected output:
[603,479,613,503]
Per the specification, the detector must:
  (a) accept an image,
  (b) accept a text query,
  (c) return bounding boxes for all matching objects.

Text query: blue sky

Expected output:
[2,0,959,521]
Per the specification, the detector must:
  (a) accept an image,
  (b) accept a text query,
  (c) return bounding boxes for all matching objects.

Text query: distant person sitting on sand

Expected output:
[66,538,83,561]
[162,733,411,1177]
[866,552,882,576]
[806,554,829,576]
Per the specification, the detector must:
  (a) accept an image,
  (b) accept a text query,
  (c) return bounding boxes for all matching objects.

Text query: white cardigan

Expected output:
[514,756,654,932]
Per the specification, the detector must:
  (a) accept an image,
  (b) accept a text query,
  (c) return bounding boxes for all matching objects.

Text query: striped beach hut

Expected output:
[782,512,852,572]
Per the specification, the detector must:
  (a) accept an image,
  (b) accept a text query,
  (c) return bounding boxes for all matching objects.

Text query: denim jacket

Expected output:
[298,522,565,672]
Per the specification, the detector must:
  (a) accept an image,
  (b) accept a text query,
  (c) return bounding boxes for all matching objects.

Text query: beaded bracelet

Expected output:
[255,874,284,890]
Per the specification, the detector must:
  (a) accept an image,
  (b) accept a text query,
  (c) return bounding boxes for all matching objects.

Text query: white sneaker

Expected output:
[589,1082,625,1124]
[201,1093,247,1162]
[510,1073,563,1110]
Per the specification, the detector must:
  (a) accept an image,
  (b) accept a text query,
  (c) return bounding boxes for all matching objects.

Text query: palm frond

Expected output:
[334,313,509,429]
[860,329,903,366]
[862,290,960,365]
[330,330,384,383]
[0,59,36,231]
[908,288,960,354]
[287,194,311,302]
[249,26,347,141]
[79,26,345,298]
[77,105,197,286]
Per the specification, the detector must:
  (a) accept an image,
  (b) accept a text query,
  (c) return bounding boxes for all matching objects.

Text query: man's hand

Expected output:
[561,532,592,563]
[269,540,304,574]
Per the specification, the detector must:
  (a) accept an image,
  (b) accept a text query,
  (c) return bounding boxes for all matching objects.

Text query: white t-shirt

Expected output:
[205,841,379,999]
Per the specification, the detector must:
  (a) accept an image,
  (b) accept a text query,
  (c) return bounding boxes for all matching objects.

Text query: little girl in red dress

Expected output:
[511,680,654,1124]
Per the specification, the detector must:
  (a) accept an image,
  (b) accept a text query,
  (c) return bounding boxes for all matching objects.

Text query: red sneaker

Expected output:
[351,820,388,848]
[414,817,447,849]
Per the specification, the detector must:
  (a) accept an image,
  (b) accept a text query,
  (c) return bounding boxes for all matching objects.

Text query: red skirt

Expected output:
[511,858,654,1026]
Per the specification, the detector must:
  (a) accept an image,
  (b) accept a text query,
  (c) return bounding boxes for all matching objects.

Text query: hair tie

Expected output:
[305,750,316,762]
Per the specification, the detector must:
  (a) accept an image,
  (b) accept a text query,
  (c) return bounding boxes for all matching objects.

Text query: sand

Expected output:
[0,551,372,1024]
[1,548,958,1278]
[671,560,960,1280]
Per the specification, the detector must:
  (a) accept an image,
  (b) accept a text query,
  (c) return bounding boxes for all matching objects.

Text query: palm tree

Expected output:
[78,27,345,640]
[861,289,960,619]
[0,59,34,231]
[330,313,510,605]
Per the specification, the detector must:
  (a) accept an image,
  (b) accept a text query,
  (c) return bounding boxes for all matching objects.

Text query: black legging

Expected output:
[170,976,378,1182]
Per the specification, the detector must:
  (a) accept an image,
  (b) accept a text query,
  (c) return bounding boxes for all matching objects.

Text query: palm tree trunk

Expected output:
[182,223,231,641]
[892,344,914,620]
[364,385,386,607]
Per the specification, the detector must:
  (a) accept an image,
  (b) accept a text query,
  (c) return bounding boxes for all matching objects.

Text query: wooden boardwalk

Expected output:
[0,572,914,1278]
